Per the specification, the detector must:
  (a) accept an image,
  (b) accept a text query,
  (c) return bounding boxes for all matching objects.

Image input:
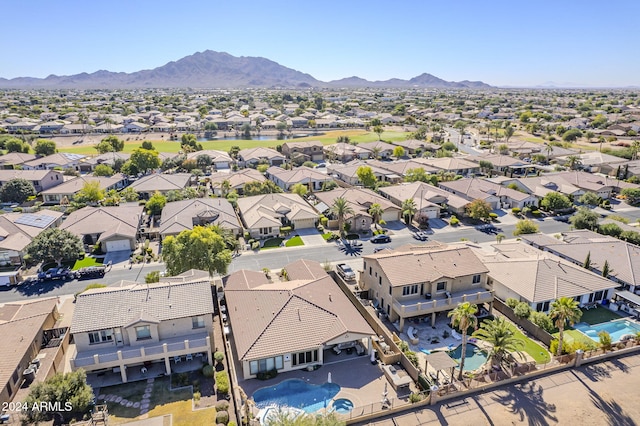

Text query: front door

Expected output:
[114,329,124,346]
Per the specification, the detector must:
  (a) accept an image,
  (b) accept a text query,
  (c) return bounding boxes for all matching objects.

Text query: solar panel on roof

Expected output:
[14,214,57,229]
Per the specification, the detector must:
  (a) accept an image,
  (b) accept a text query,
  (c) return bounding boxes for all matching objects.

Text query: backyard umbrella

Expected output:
[328,372,332,383]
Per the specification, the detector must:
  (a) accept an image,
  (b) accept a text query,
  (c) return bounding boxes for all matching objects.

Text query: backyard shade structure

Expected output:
[614,291,640,316]
[424,351,457,383]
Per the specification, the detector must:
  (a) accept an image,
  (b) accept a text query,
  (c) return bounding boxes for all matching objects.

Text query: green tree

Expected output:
[466,199,493,222]
[181,133,203,151]
[448,302,478,380]
[368,203,384,229]
[130,148,161,174]
[95,135,124,153]
[598,222,623,238]
[6,138,29,153]
[578,191,601,207]
[243,181,282,196]
[34,138,57,156]
[393,145,405,160]
[529,311,554,333]
[513,219,539,236]
[602,259,612,278]
[549,297,582,357]
[93,163,115,177]
[120,186,139,202]
[504,125,515,142]
[291,183,308,197]
[569,206,599,230]
[583,251,592,269]
[404,168,431,183]
[23,370,93,424]
[373,125,384,140]
[141,140,155,150]
[540,191,572,212]
[621,187,640,205]
[590,114,608,129]
[146,191,167,215]
[0,178,36,203]
[196,154,211,172]
[565,155,583,170]
[330,197,354,237]
[162,226,233,276]
[401,198,417,226]
[145,271,160,283]
[26,228,83,267]
[473,316,524,371]
[74,181,105,205]
[562,129,582,142]
[356,166,377,189]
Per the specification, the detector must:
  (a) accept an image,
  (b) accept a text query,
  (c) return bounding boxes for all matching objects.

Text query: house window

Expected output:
[436,281,446,292]
[402,285,419,296]
[88,332,100,344]
[472,274,481,284]
[388,286,392,295]
[292,350,318,366]
[536,301,550,312]
[249,356,284,375]
[369,267,372,275]
[100,330,113,342]
[192,316,205,329]
[379,276,382,286]
[89,330,112,344]
[135,325,151,340]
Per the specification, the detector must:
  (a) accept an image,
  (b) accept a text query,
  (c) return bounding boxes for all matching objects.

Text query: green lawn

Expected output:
[260,237,283,250]
[72,256,104,270]
[553,329,597,348]
[506,323,551,364]
[321,232,334,241]
[579,306,623,325]
[57,130,411,155]
[285,235,304,247]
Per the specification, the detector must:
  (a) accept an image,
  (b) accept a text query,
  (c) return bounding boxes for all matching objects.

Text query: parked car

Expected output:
[75,266,106,280]
[336,263,356,281]
[370,234,391,244]
[413,231,429,241]
[37,267,74,282]
[373,246,391,253]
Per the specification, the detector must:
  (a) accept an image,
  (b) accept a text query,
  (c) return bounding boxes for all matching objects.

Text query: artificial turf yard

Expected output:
[56,129,410,155]
[505,323,551,364]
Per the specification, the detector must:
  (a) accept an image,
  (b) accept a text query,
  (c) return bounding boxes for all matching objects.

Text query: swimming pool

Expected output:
[574,319,640,343]
[252,379,341,413]
[331,398,354,414]
[447,343,489,371]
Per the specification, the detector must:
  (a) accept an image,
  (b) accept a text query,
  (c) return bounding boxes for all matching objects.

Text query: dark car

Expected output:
[75,266,107,280]
[373,246,391,253]
[37,267,73,281]
[370,234,391,244]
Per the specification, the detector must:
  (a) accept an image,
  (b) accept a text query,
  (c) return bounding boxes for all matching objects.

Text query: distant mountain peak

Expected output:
[0,51,493,89]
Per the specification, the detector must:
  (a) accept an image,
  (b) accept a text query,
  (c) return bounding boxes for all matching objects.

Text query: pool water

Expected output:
[331,398,354,414]
[253,379,341,413]
[574,320,640,343]
[447,343,489,371]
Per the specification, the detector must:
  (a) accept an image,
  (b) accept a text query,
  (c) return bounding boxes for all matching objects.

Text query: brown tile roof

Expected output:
[365,244,489,287]
[60,205,143,239]
[159,197,240,236]
[224,261,374,361]
[71,279,214,334]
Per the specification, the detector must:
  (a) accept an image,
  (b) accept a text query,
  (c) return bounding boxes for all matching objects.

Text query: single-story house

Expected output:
[209,169,266,196]
[60,205,143,252]
[159,198,241,239]
[0,210,64,266]
[237,147,285,168]
[379,181,471,218]
[129,173,193,200]
[22,153,86,171]
[266,166,334,191]
[185,150,233,170]
[224,259,375,380]
[0,169,64,193]
[438,177,539,210]
[237,193,318,239]
[41,174,129,205]
[78,152,131,173]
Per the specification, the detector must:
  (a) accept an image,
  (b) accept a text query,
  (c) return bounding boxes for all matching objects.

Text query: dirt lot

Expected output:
[361,352,640,426]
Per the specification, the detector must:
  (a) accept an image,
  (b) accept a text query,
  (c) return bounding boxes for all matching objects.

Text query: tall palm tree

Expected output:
[330,197,354,237]
[401,198,417,226]
[565,155,582,170]
[371,146,382,160]
[220,179,231,197]
[473,317,525,372]
[631,140,640,161]
[448,302,478,380]
[549,297,582,357]
[368,203,383,229]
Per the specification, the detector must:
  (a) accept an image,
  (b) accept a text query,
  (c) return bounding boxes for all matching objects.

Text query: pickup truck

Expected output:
[336,263,356,281]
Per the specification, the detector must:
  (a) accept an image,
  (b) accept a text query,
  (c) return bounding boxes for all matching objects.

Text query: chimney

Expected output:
[329,293,332,302]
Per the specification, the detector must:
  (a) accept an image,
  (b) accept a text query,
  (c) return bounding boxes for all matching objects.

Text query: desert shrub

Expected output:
[202,364,214,378]
[514,302,531,319]
[251,241,260,250]
[506,298,519,309]
[215,371,230,394]
[215,400,230,411]
[529,311,554,333]
[405,351,419,367]
[512,207,521,215]
[489,212,498,220]
[409,392,423,403]
[214,351,225,364]
[450,216,459,226]
[599,331,612,352]
[216,410,229,425]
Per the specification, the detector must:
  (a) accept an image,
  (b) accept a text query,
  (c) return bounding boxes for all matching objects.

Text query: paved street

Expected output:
[358,352,640,426]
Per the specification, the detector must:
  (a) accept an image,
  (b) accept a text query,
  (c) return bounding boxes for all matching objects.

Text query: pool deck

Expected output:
[239,356,417,415]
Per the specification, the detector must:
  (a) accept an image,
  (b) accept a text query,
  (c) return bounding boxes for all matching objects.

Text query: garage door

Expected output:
[105,239,131,252]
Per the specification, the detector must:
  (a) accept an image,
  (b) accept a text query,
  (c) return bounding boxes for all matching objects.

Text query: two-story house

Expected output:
[281,141,324,163]
[360,243,493,331]
[70,273,214,383]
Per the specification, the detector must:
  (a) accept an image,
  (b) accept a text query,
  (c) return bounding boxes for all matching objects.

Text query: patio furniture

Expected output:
[186,354,193,361]
[195,352,204,358]
[174,356,181,363]
[141,367,147,375]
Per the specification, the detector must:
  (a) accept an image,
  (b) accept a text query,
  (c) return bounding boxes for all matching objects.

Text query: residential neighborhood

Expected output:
[2,86,640,426]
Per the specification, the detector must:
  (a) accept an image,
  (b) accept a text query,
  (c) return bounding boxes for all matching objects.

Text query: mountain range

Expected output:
[0,50,493,90]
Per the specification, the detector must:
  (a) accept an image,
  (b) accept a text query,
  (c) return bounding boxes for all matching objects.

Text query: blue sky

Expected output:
[2,0,639,87]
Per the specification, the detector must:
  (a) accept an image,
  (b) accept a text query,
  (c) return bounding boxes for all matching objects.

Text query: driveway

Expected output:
[295,227,328,247]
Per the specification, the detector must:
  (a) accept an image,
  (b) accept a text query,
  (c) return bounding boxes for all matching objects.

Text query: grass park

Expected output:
[56,129,411,155]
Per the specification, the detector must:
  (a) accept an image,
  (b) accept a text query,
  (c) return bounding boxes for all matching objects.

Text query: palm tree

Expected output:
[368,203,383,229]
[473,317,525,373]
[448,302,478,380]
[549,297,583,357]
[220,179,231,197]
[631,140,640,161]
[371,146,382,160]
[401,198,417,226]
[565,155,582,170]
[330,197,354,237]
